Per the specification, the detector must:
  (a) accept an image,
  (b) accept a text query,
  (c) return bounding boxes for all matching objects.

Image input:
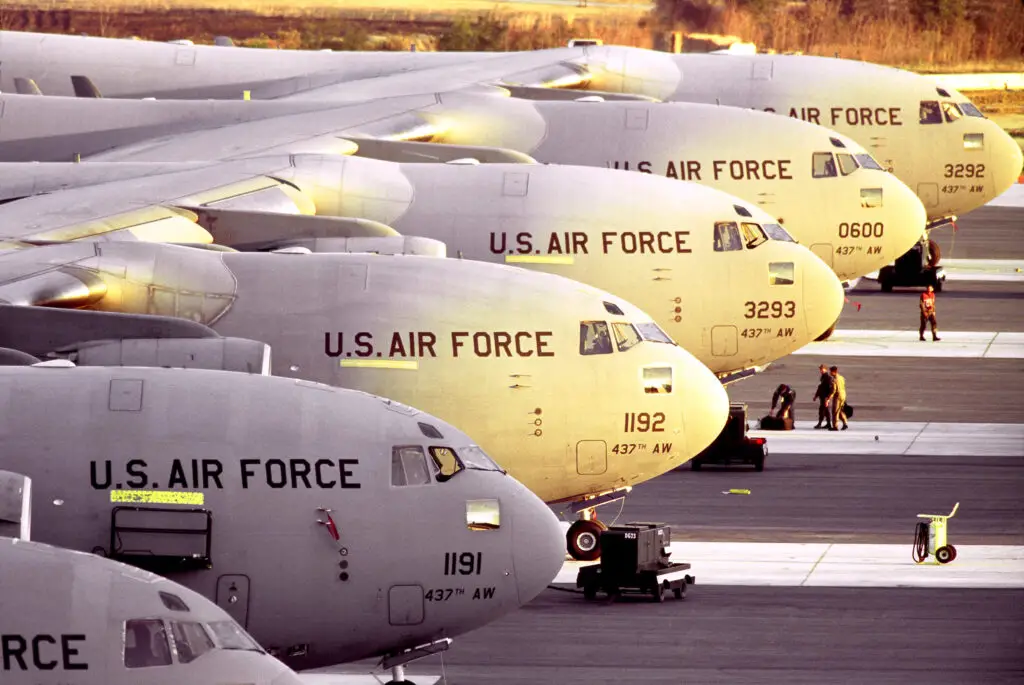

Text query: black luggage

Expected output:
[760,415,794,431]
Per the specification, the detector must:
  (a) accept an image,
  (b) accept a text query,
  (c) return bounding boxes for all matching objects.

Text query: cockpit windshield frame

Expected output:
[611,322,642,352]
[762,223,797,243]
[635,322,674,344]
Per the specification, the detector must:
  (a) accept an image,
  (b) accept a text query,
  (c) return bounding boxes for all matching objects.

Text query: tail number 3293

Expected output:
[624,412,665,432]
[744,300,796,319]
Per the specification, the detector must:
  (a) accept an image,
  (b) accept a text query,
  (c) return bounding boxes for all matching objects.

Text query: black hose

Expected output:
[912,521,929,563]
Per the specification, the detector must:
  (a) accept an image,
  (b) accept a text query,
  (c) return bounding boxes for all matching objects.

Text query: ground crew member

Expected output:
[771,383,796,421]
[813,364,834,429]
[829,365,848,431]
[919,285,940,341]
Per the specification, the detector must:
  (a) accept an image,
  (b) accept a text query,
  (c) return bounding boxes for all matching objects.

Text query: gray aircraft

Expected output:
[0,535,304,685]
[0,90,925,283]
[0,32,1017,222]
[0,242,728,558]
[0,364,564,676]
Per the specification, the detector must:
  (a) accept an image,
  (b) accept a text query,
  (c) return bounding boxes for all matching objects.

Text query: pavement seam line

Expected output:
[902,422,930,455]
[982,332,998,358]
[800,543,832,587]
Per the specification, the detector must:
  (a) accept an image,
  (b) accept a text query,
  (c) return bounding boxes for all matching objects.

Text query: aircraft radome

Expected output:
[0,535,304,685]
[0,363,564,672]
[1,32,1013,224]
[0,243,729,559]
[0,149,845,376]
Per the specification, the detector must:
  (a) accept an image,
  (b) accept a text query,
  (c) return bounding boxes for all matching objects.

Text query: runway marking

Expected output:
[986,182,1024,208]
[861,258,1024,282]
[746,421,1024,456]
[555,542,1024,588]
[793,329,1024,358]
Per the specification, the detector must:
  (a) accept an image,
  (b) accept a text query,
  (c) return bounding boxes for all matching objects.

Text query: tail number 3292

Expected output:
[744,300,796,319]
[624,412,665,433]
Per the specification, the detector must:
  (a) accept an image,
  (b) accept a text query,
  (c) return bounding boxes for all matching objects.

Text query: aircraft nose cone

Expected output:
[511,484,563,606]
[679,352,729,458]
[802,248,846,340]
[992,129,1023,197]
[880,176,928,269]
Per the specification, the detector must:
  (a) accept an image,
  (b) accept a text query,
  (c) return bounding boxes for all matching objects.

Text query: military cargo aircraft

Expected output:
[0,364,564,675]
[0,90,925,282]
[0,243,729,559]
[0,33,1016,223]
[0,151,844,375]
[0,535,304,685]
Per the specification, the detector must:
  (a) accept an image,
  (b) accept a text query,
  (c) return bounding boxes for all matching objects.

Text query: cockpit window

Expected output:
[836,153,859,176]
[206,621,261,652]
[964,132,984,150]
[580,321,613,355]
[124,619,173,668]
[642,366,673,394]
[429,447,461,481]
[391,445,433,486]
[861,188,883,208]
[714,221,742,252]
[170,621,214,664]
[428,445,502,482]
[769,262,795,286]
[740,222,769,249]
[467,499,500,531]
[920,100,943,124]
[941,101,963,122]
[635,322,674,344]
[612,322,642,352]
[812,152,838,178]
[762,223,796,243]
[417,422,443,439]
[959,102,985,118]
[854,154,884,171]
[458,445,503,472]
[159,592,189,612]
[829,136,846,149]
[603,301,625,315]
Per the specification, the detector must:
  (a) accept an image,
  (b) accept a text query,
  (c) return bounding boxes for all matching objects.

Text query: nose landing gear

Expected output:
[565,488,631,561]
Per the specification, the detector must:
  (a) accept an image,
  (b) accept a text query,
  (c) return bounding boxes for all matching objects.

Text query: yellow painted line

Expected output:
[505,255,575,265]
[340,359,419,370]
[110,490,204,505]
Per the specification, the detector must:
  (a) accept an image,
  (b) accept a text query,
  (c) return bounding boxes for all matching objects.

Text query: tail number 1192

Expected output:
[624,412,665,433]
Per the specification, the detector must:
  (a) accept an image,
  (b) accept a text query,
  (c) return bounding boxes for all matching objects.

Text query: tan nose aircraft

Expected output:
[0,150,845,377]
[0,535,304,685]
[0,242,728,559]
[0,365,564,675]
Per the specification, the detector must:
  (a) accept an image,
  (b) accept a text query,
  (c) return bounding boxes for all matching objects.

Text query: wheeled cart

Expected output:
[575,522,695,602]
[577,560,694,602]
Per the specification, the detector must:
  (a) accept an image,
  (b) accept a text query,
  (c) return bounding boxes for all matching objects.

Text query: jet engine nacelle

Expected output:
[70,337,271,374]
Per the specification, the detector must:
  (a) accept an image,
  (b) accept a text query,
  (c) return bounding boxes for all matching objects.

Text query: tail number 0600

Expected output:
[744,300,796,319]
[624,412,665,433]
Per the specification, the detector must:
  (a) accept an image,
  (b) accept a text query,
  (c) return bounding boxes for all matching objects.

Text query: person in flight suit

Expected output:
[920,285,940,341]
[829,365,848,431]
[813,364,835,430]
[771,383,796,422]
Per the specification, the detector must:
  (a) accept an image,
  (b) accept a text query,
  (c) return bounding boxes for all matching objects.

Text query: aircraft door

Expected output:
[388,584,425,626]
[810,243,834,269]
[917,183,940,210]
[0,470,30,540]
[710,325,738,357]
[215,574,251,627]
[576,440,608,475]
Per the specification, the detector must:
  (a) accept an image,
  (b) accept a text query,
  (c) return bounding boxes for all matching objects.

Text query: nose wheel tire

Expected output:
[936,545,957,564]
[815,323,836,342]
[567,519,607,561]
[651,582,665,603]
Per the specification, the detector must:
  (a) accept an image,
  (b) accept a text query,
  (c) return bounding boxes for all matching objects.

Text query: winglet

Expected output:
[70,75,102,98]
[13,78,42,96]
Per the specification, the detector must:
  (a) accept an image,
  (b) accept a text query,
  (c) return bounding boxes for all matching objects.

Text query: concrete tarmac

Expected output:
[932,206,1024,259]
[426,587,1024,685]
